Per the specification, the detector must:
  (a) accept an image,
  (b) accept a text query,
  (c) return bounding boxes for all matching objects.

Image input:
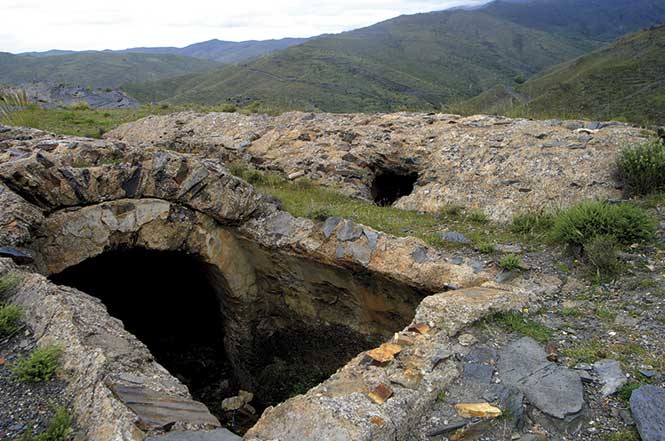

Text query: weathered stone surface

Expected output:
[414,286,526,336]
[245,284,526,441]
[109,383,220,430]
[0,258,205,440]
[631,385,665,441]
[463,362,494,384]
[593,359,627,397]
[455,402,502,418]
[146,429,242,441]
[0,246,33,264]
[107,111,649,221]
[498,337,584,421]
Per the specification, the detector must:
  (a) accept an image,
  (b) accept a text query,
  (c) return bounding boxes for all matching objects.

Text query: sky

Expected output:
[2,0,491,53]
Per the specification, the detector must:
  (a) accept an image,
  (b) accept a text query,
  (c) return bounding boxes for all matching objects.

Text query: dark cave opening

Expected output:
[371,170,418,206]
[48,248,256,432]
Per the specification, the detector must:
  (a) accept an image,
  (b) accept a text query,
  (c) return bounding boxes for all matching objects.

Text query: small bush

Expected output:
[468,209,489,224]
[439,204,464,219]
[585,235,621,279]
[511,210,554,235]
[21,405,73,441]
[551,201,655,247]
[498,254,523,271]
[476,242,496,254]
[12,345,62,383]
[68,101,90,111]
[0,304,22,337]
[607,430,640,441]
[0,274,20,297]
[617,382,644,403]
[617,139,665,195]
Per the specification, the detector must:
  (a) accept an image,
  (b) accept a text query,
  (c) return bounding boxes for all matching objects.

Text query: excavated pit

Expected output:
[371,170,419,206]
[47,242,433,434]
[48,248,254,428]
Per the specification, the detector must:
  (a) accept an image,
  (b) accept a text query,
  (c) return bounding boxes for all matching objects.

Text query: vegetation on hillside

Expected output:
[124,0,665,113]
[451,25,665,125]
[0,52,221,89]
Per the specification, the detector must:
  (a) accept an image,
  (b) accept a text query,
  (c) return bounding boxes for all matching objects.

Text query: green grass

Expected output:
[12,345,62,383]
[551,200,655,247]
[492,311,553,343]
[228,164,524,250]
[0,304,22,337]
[510,210,555,236]
[21,405,73,441]
[497,254,523,271]
[617,139,665,196]
[0,274,20,297]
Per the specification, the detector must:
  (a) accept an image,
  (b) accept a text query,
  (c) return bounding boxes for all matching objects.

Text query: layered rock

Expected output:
[0,125,527,440]
[107,112,652,220]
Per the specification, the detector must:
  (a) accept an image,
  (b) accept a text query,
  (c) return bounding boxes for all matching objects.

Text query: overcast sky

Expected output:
[2,0,491,53]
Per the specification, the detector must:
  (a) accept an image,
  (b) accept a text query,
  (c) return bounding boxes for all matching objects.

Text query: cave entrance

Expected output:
[371,170,418,206]
[48,248,255,432]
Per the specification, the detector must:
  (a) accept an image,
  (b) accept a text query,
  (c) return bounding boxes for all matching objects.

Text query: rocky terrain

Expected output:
[107,111,652,221]
[0,115,663,441]
[2,83,140,109]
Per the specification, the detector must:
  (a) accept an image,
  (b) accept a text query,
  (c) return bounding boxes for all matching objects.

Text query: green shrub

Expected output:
[498,254,523,271]
[12,345,62,383]
[21,405,73,441]
[511,210,554,235]
[439,204,464,219]
[585,235,621,279]
[468,209,489,224]
[68,101,90,111]
[617,382,644,402]
[476,242,496,254]
[617,139,665,195]
[0,274,20,297]
[0,304,22,337]
[551,201,655,247]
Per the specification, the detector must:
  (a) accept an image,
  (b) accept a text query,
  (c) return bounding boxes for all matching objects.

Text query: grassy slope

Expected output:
[125,0,665,112]
[119,38,310,63]
[451,25,665,125]
[130,10,592,112]
[0,52,221,89]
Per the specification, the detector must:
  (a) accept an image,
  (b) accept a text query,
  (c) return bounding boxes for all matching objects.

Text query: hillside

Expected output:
[0,52,221,89]
[119,38,309,63]
[451,24,665,125]
[125,0,665,112]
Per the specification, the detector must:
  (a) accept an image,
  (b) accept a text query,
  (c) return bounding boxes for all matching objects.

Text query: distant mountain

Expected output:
[118,38,309,63]
[451,24,665,125]
[0,52,221,89]
[125,0,665,112]
[19,38,310,65]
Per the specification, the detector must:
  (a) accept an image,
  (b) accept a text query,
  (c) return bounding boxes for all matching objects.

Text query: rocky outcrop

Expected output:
[245,286,527,441]
[2,83,140,109]
[0,126,525,440]
[107,112,652,220]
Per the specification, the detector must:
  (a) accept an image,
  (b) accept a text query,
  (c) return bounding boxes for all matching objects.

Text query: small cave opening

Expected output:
[370,169,419,206]
[48,248,255,432]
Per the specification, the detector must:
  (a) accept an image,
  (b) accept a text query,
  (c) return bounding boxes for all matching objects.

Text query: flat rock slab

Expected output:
[109,383,220,430]
[498,337,584,420]
[146,429,242,441]
[593,359,626,397]
[631,385,665,441]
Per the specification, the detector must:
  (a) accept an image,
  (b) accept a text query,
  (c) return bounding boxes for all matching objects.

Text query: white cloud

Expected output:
[1,0,490,53]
